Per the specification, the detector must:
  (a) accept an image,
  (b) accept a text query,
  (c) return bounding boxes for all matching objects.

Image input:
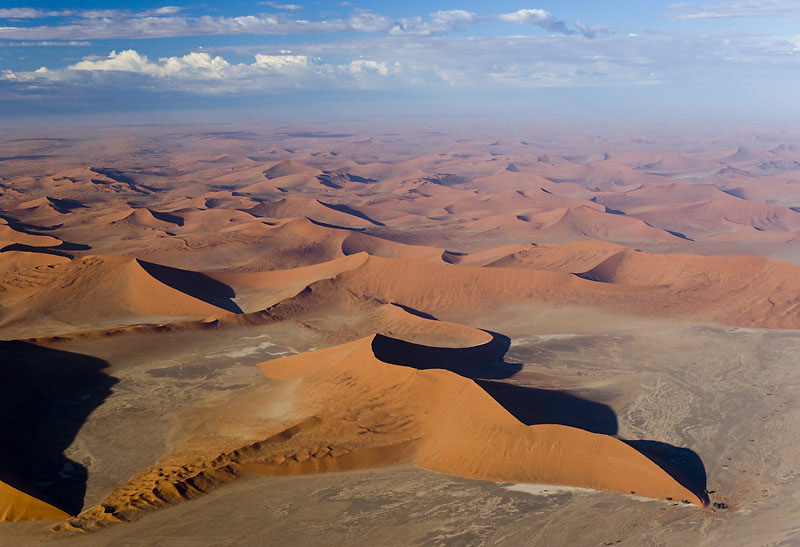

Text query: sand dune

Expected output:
[631,199,800,237]
[0,255,229,337]
[536,160,670,189]
[606,150,712,173]
[263,159,322,179]
[269,254,800,329]
[594,182,735,211]
[50,330,701,537]
[0,219,62,249]
[478,240,629,271]
[0,481,69,522]
[242,197,382,228]
[258,336,704,504]
[462,205,681,243]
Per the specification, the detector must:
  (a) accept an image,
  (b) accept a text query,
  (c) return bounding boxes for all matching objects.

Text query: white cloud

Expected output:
[254,53,312,69]
[347,10,392,33]
[349,59,389,76]
[0,8,69,18]
[3,49,395,93]
[0,40,91,46]
[0,33,678,94]
[263,2,303,10]
[667,0,800,19]
[66,50,234,79]
[497,9,572,35]
[0,7,605,40]
[0,6,182,19]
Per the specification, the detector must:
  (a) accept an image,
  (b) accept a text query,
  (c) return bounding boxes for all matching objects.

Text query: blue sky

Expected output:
[1,1,799,125]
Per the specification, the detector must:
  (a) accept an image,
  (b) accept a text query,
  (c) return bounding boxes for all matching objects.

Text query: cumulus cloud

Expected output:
[3,48,393,93]
[68,50,233,78]
[497,9,572,35]
[254,53,312,69]
[667,0,800,19]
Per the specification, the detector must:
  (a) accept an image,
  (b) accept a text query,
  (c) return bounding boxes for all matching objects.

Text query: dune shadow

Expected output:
[305,217,367,232]
[474,380,618,434]
[371,331,708,503]
[372,331,518,380]
[148,209,184,226]
[0,239,91,257]
[136,259,243,314]
[318,201,385,226]
[0,341,118,515]
[625,440,709,504]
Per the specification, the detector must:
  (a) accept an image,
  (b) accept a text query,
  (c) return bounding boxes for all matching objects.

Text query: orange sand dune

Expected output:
[274,254,800,329]
[710,172,800,205]
[0,219,62,249]
[238,173,320,193]
[242,196,381,228]
[0,250,69,272]
[719,146,775,164]
[479,240,629,272]
[0,255,229,337]
[605,150,712,173]
[594,182,735,211]
[462,206,680,243]
[263,159,322,179]
[442,243,533,266]
[211,253,370,312]
[164,207,256,230]
[98,208,181,231]
[20,167,155,198]
[197,217,442,271]
[445,189,603,216]
[0,481,69,522]
[12,196,81,221]
[463,170,588,196]
[631,199,800,236]
[705,226,800,243]
[52,328,701,536]
[535,159,670,189]
[330,160,427,182]
[258,336,704,504]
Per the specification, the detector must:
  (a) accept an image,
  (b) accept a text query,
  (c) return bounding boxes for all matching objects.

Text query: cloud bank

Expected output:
[0,6,607,40]
[667,0,800,19]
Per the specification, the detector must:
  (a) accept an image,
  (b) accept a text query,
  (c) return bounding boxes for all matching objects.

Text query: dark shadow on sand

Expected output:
[372,331,518,380]
[371,331,708,504]
[137,259,243,314]
[474,380,618,435]
[0,341,118,516]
